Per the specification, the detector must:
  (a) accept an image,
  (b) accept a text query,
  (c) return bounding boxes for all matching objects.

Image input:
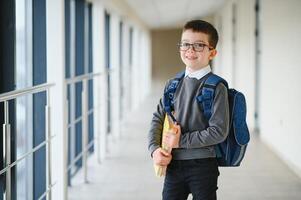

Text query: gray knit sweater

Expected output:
[148,73,229,160]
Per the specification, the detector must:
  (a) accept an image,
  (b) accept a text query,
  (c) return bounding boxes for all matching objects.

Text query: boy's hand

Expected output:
[163,124,181,148]
[152,148,172,166]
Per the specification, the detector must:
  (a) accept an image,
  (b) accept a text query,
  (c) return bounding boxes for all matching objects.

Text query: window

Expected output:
[1,0,47,199]
[87,3,94,152]
[32,0,47,198]
[65,0,94,184]
[119,21,124,120]
[0,1,16,199]
[129,27,133,66]
[105,11,111,134]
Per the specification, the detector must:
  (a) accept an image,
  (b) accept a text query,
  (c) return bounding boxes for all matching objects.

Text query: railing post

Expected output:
[97,77,101,164]
[45,90,52,200]
[3,101,11,200]
[64,98,69,200]
[82,79,88,183]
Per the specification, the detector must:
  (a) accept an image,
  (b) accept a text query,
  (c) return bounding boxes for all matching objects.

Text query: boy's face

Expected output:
[180,29,217,72]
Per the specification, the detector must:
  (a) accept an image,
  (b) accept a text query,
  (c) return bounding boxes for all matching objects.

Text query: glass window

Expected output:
[129,27,133,66]
[119,21,124,120]
[65,0,95,182]
[105,11,111,134]
[87,3,94,152]
[15,0,33,199]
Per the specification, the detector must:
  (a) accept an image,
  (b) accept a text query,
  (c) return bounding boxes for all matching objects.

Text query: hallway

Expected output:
[1,0,301,199]
[69,85,301,200]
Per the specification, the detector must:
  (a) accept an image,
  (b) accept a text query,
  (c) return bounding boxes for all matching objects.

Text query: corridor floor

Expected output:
[69,84,301,200]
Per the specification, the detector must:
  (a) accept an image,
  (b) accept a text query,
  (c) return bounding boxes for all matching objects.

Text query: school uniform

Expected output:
[148,66,229,200]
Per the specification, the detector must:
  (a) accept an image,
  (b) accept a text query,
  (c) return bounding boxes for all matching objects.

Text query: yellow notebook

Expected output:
[154,114,174,177]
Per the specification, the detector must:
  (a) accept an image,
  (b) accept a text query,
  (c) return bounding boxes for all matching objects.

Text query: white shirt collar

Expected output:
[185,65,211,80]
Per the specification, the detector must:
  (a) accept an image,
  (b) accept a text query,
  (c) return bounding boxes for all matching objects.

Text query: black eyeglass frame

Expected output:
[177,42,214,52]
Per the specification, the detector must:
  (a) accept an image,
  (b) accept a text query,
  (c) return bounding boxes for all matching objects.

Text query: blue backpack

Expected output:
[163,71,250,167]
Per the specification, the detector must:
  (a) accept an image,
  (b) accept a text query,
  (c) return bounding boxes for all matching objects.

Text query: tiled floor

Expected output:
[69,84,301,200]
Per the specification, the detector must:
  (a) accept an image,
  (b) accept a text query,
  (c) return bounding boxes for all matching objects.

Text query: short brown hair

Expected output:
[183,20,219,48]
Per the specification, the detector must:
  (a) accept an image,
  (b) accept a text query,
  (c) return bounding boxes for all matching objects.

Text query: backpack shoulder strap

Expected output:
[163,71,185,119]
[196,74,228,120]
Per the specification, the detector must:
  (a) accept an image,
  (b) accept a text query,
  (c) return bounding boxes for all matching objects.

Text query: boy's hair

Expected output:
[183,20,219,49]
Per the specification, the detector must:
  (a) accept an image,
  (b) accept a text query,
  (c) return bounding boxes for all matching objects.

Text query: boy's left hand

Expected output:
[163,124,181,149]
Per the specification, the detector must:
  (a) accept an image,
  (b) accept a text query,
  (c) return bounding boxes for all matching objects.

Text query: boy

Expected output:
[148,20,229,200]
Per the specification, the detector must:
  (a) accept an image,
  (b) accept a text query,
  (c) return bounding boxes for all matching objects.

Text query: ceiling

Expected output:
[124,0,226,29]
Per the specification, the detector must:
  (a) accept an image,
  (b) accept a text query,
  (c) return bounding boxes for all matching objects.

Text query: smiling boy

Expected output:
[148,20,229,200]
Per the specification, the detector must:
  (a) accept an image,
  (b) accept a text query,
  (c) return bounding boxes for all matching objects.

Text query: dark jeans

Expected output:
[162,158,219,200]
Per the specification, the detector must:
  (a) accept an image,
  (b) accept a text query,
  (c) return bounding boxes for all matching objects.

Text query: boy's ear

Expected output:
[209,49,217,60]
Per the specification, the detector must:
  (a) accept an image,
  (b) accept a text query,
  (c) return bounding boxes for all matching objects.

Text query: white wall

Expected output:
[234,0,256,131]
[46,0,67,198]
[92,0,107,163]
[141,31,152,99]
[131,28,140,110]
[121,22,131,114]
[215,0,301,178]
[110,13,121,140]
[214,2,233,85]
[214,0,256,130]
[260,0,301,178]
[130,28,152,110]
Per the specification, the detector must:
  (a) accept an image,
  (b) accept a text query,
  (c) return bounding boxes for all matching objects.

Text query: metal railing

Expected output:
[64,72,102,187]
[64,69,121,199]
[0,83,55,200]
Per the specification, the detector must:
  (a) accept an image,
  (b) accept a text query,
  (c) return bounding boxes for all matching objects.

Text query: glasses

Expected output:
[178,42,214,52]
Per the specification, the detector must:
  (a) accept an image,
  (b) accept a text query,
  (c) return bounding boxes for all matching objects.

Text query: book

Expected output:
[154,114,176,177]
